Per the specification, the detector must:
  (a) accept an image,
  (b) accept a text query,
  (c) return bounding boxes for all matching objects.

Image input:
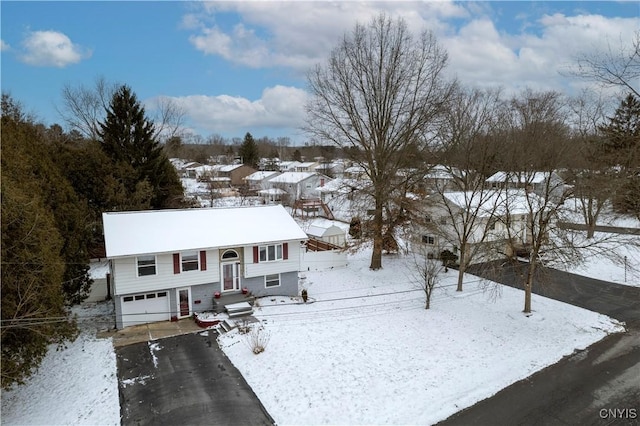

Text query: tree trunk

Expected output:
[523,260,536,313]
[456,242,466,291]
[369,198,383,270]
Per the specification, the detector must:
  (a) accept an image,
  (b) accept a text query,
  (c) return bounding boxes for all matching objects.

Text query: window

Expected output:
[123,296,134,302]
[181,251,199,272]
[259,244,283,262]
[422,235,435,245]
[439,217,447,225]
[135,295,145,301]
[222,249,239,260]
[425,215,432,223]
[137,255,156,276]
[265,274,280,288]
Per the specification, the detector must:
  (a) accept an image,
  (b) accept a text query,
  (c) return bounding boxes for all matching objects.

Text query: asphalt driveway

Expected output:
[116,329,273,426]
[440,260,640,426]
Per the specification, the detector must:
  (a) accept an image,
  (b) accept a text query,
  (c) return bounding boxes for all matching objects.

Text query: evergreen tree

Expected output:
[98,85,184,209]
[599,93,640,216]
[238,132,259,169]
[1,95,77,388]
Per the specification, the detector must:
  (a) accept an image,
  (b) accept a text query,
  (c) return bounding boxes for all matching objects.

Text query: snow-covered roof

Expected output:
[486,171,557,184]
[103,205,308,258]
[269,172,317,184]
[424,165,466,180]
[306,218,350,238]
[245,171,280,182]
[440,189,535,216]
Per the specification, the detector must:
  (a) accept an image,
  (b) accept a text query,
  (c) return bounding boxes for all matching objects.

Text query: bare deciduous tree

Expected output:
[408,244,443,309]
[305,13,454,270]
[567,31,640,97]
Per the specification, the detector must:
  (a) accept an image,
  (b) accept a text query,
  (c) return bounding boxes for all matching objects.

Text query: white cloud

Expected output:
[19,30,91,67]
[186,1,467,72]
[0,39,10,51]
[151,85,309,136]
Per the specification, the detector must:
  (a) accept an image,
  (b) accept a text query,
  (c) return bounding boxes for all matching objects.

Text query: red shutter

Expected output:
[283,242,288,260]
[200,250,207,271]
[253,246,259,263]
[173,253,180,274]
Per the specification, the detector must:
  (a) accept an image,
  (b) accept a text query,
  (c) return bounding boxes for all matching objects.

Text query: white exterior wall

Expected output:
[243,241,303,278]
[112,249,220,296]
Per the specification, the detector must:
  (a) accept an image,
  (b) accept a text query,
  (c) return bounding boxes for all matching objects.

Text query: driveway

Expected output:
[116,329,274,426]
[439,261,640,425]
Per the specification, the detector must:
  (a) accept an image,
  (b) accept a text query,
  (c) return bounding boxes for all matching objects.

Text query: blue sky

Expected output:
[1,1,638,144]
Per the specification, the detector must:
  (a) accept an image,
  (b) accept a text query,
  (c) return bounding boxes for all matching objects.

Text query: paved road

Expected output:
[116,330,273,426]
[439,261,640,426]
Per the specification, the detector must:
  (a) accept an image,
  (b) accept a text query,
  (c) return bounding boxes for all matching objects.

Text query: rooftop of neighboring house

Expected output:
[316,178,371,194]
[268,171,318,184]
[244,171,281,181]
[486,171,560,184]
[102,205,308,258]
[424,165,466,180]
[438,189,536,216]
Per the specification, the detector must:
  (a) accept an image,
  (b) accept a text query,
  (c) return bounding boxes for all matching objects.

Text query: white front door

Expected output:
[221,262,241,292]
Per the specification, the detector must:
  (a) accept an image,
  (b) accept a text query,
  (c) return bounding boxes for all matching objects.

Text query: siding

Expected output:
[190,283,216,312]
[112,249,220,295]
[242,271,298,297]
[243,241,302,278]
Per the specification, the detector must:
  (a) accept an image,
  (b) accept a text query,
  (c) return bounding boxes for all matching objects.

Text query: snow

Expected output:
[218,250,625,425]
[1,245,629,425]
[102,204,308,257]
[1,302,120,425]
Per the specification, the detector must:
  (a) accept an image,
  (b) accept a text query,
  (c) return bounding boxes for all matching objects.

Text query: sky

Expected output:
[1,1,638,144]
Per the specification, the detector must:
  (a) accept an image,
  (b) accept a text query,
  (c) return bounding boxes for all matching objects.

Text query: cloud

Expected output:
[186,1,467,72]
[19,30,91,67]
[0,39,10,51]
[151,85,309,136]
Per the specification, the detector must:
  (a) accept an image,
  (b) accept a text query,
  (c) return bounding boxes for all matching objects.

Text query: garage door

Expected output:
[121,291,171,328]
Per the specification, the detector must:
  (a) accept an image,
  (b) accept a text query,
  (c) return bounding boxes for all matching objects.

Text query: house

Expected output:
[102,205,308,328]
[212,164,257,186]
[295,161,320,172]
[244,171,281,192]
[278,161,301,172]
[265,172,331,204]
[421,165,466,193]
[485,171,566,199]
[418,189,533,264]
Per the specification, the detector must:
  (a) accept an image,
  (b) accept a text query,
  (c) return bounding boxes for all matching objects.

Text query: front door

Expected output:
[178,288,191,318]
[222,262,241,292]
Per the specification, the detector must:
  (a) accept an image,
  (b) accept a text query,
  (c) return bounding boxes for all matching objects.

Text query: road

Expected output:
[116,329,274,426]
[439,260,640,426]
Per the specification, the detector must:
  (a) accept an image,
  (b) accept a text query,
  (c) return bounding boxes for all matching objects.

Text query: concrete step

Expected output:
[220,319,236,333]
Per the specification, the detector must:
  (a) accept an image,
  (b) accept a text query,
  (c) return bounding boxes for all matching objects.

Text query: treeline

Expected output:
[1,86,186,388]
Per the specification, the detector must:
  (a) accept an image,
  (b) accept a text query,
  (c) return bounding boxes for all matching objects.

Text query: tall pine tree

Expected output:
[98,85,184,209]
[238,132,259,169]
[599,93,640,216]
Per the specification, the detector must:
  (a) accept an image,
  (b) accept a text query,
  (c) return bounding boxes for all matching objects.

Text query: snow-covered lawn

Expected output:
[218,251,625,425]
[0,303,120,425]
[0,246,628,425]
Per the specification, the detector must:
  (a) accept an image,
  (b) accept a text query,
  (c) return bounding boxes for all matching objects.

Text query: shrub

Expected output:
[244,325,271,355]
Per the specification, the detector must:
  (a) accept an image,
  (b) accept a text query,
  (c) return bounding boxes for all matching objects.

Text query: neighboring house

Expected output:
[306,218,349,247]
[418,189,532,264]
[343,165,368,180]
[244,171,281,192]
[102,205,308,329]
[315,178,373,222]
[420,165,466,193]
[295,161,320,172]
[266,172,331,204]
[486,171,566,199]
[314,162,344,178]
[212,164,257,186]
[278,161,301,172]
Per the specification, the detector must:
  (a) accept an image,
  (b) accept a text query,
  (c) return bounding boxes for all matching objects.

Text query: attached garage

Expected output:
[120,291,171,328]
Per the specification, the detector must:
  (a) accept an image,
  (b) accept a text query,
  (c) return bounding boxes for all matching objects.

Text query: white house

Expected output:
[102,205,308,328]
[266,172,331,203]
[418,189,533,263]
[244,171,281,191]
[486,171,566,199]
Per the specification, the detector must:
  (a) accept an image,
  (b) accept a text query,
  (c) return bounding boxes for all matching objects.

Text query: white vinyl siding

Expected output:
[244,242,300,278]
[112,250,219,296]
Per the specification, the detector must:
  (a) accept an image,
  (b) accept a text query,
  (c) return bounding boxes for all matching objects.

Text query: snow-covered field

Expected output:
[1,229,632,425]
[217,251,624,425]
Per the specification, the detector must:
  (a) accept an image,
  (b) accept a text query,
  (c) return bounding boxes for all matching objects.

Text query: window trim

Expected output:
[259,243,283,262]
[265,273,281,288]
[181,251,200,272]
[136,255,157,277]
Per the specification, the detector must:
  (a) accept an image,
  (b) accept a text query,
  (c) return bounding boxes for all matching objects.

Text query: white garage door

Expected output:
[121,291,171,328]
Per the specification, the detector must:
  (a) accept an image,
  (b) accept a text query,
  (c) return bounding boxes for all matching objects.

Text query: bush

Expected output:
[244,325,271,355]
[440,249,459,267]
